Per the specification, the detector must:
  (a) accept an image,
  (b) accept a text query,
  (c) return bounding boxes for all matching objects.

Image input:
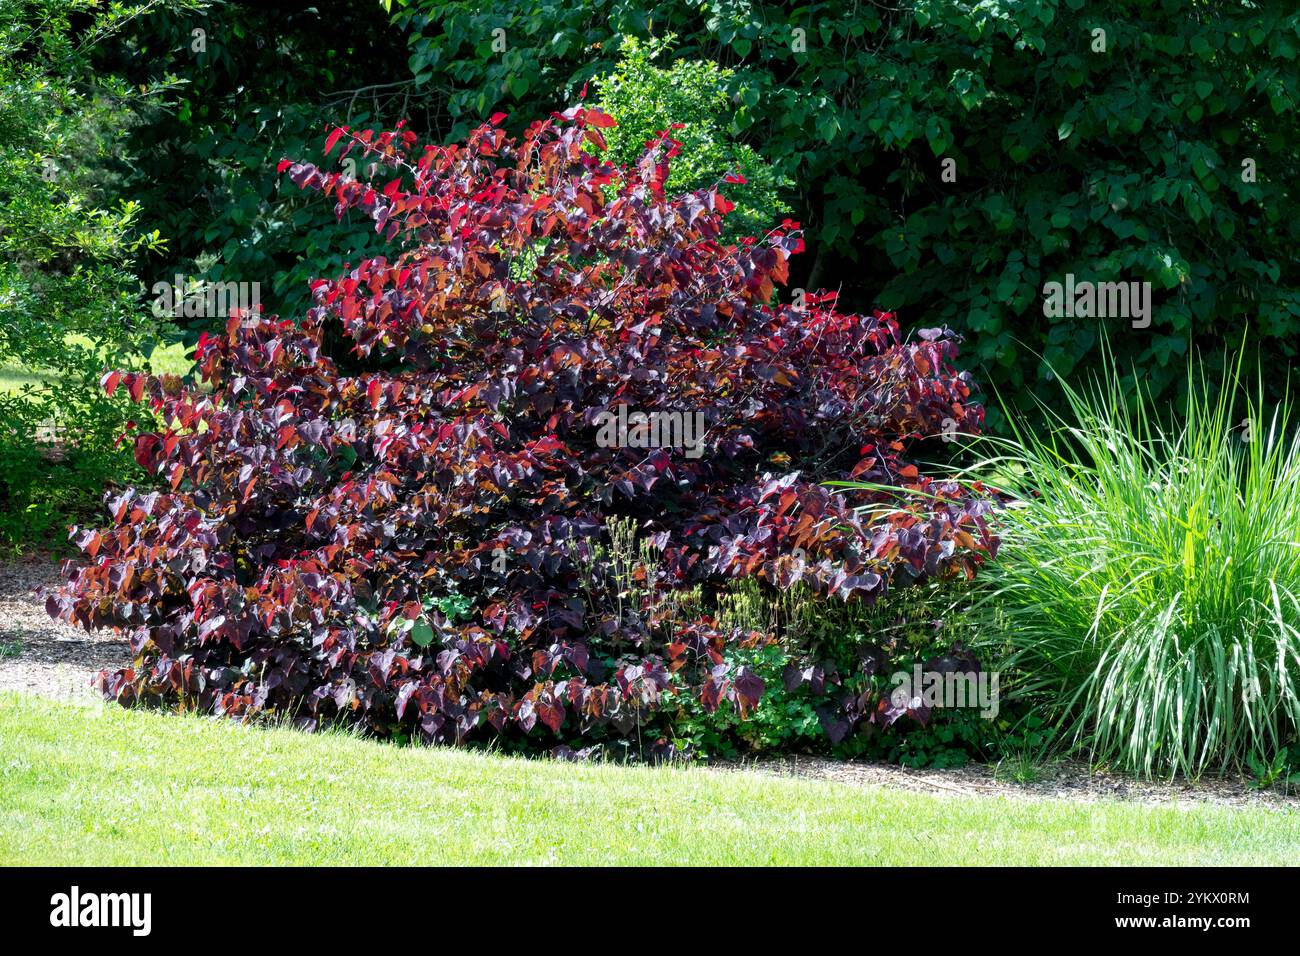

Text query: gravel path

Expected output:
[3,557,1297,809]
[0,555,129,704]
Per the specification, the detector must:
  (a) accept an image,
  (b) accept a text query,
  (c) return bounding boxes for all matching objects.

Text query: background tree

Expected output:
[93,0,417,325]
[386,0,1300,423]
[0,0,194,547]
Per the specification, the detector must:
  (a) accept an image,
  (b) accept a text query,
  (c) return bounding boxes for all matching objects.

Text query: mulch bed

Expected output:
[713,754,1300,810]
[0,554,128,703]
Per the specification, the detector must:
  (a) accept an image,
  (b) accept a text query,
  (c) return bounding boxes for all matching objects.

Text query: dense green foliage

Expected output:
[0,0,192,547]
[971,354,1300,777]
[95,0,413,325]
[592,36,790,244]
[671,580,1026,768]
[387,0,1300,420]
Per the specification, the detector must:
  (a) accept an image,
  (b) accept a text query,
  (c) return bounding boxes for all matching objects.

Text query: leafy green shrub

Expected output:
[666,578,1011,768]
[0,0,184,550]
[971,354,1300,777]
[593,35,790,244]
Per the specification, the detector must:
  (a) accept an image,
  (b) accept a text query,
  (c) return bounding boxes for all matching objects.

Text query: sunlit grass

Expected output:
[1,693,1297,866]
[0,335,192,396]
[0,358,46,395]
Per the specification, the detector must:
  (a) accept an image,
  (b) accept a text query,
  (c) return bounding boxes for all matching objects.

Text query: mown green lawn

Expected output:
[0,358,47,394]
[1,692,1297,866]
[0,338,192,396]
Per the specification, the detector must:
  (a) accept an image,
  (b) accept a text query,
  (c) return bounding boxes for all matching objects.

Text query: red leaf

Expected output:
[538,702,564,733]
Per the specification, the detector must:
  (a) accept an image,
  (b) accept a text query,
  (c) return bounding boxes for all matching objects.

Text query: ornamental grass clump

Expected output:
[973,357,1300,777]
[46,104,996,750]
